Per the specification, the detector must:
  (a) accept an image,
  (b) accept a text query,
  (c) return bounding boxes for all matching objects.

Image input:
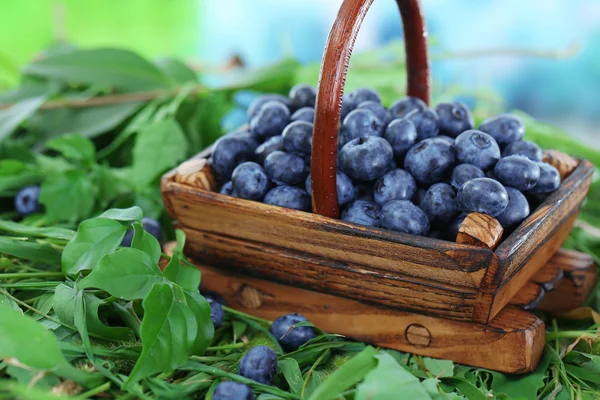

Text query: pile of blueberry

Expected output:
[207,293,317,400]
[212,84,561,240]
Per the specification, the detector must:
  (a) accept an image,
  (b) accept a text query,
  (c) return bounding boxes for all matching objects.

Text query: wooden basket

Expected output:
[162,0,596,373]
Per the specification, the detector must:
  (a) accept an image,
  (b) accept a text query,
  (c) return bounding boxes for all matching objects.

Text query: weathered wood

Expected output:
[196,261,545,374]
[543,150,580,181]
[539,249,597,313]
[174,158,217,192]
[457,213,503,250]
[509,282,545,310]
[531,259,564,291]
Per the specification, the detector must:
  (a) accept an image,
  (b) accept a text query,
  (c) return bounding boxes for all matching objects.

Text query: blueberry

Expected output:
[373,169,416,206]
[270,313,316,352]
[203,291,226,306]
[526,162,561,194]
[502,140,543,161]
[434,135,455,147]
[404,138,455,186]
[381,200,430,236]
[213,382,254,400]
[341,94,357,119]
[14,185,42,216]
[383,119,418,160]
[264,151,309,186]
[354,183,375,202]
[209,301,224,329]
[121,230,134,247]
[255,136,284,165]
[413,187,427,207]
[250,101,290,139]
[421,183,459,225]
[457,178,509,217]
[407,108,439,141]
[232,162,271,201]
[339,137,393,181]
[496,187,530,230]
[435,102,474,138]
[289,84,316,110]
[282,121,313,155]
[340,109,383,145]
[494,155,541,191]
[225,130,260,152]
[479,114,525,147]
[454,130,501,170]
[291,107,315,123]
[305,171,355,206]
[264,186,311,211]
[357,101,391,126]
[341,200,381,227]
[450,164,485,190]
[349,87,381,105]
[212,135,255,181]
[220,181,236,196]
[238,346,278,385]
[247,94,290,120]
[447,212,468,240]
[121,217,162,247]
[389,96,427,119]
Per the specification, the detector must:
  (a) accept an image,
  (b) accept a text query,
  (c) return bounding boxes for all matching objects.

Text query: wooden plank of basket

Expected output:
[311,0,429,218]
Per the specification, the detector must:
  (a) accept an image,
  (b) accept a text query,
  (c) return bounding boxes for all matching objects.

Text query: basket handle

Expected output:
[310,0,430,218]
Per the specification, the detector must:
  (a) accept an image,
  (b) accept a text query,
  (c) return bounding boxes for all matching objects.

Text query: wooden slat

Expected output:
[531,260,564,291]
[509,282,545,310]
[457,213,503,250]
[196,262,545,374]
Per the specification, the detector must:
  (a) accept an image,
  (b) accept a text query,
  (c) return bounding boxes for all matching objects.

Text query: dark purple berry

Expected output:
[290,107,315,123]
[232,162,271,201]
[339,136,393,181]
[381,200,430,236]
[263,186,311,211]
[219,181,235,196]
[255,136,284,165]
[496,188,530,230]
[211,135,255,181]
[341,200,381,227]
[213,382,254,400]
[450,164,485,190]
[209,301,224,329]
[348,87,381,105]
[447,212,468,241]
[389,96,427,119]
[250,101,290,139]
[270,313,316,352]
[526,162,561,194]
[357,101,391,126]
[407,108,440,141]
[421,183,459,225]
[282,121,313,155]
[479,114,525,148]
[238,346,278,385]
[494,155,541,191]
[373,169,417,206]
[404,138,455,185]
[435,102,474,138]
[454,130,501,170]
[264,151,309,186]
[340,109,383,145]
[289,84,316,110]
[502,140,543,162]
[14,185,42,216]
[247,94,290,120]
[305,171,355,207]
[457,178,509,217]
[383,119,417,160]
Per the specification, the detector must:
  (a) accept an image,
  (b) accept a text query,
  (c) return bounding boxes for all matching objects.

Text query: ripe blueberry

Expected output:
[479,114,525,147]
[389,96,427,119]
[407,108,440,141]
[121,217,162,247]
[238,346,278,385]
[264,151,309,186]
[526,162,561,194]
[289,84,316,110]
[457,178,509,217]
[454,130,501,170]
[270,313,316,352]
[339,136,393,181]
[404,138,455,185]
[383,118,417,160]
[340,109,383,145]
[282,121,313,155]
[494,155,541,191]
[264,186,311,211]
[209,300,224,329]
[447,212,468,241]
[435,102,474,138]
[250,101,290,139]
[341,94,357,119]
[219,181,235,196]
[247,94,290,120]
[255,136,284,165]
[421,183,459,225]
[496,187,530,230]
[14,185,42,216]
[348,87,381,105]
[381,200,430,236]
[341,200,381,227]
[450,164,485,190]
[213,382,254,400]
[290,107,315,123]
[212,135,255,181]
[502,140,543,161]
[357,101,391,126]
[305,171,355,207]
[373,169,417,206]
[232,162,271,201]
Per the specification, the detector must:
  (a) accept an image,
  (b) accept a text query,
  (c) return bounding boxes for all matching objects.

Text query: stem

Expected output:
[0,271,63,279]
[75,382,111,399]
[301,349,330,399]
[207,342,247,352]
[223,306,272,326]
[111,302,141,339]
[546,331,597,341]
[0,288,76,331]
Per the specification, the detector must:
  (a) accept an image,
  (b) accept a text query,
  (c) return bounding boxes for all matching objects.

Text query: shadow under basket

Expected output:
[161,0,596,374]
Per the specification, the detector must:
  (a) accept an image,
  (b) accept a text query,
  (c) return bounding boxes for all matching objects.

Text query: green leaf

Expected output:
[0,306,69,370]
[90,166,135,209]
[155,58,199,84]
[0,220,74,241]
[0,159,42,194]
[423,358,455,378]
[98,206,143,222]
[163,231,200,291]
[182,290,214,355]
[279,359,304,394]
[23,48,172,91]
[61,217,127,276]
[440,377,487,400]
[0,95,46,142]
[307,346,378,400]
[30,293,54,321]
[0,293,22,314]
[490,349,551,400]
[46,133,95,164]
[39,170,98,223]
[78,248,166,299]
[130,118,188,185]
[0,237,61,264]
[356,352,432,400]
[53,284,135,341]
[130,223,162,264]
[124,283,198,387]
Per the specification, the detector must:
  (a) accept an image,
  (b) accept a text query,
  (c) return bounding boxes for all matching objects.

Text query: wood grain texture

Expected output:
[543,150,580,181]
[457,213,504,250]
[311,0,429,218]
[196,261,544,374]
[174,158,216,191]
[531,259,564,291]
[509,282,545,310]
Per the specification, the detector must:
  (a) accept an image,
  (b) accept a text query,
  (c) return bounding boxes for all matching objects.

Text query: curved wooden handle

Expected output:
[311,0,430,218]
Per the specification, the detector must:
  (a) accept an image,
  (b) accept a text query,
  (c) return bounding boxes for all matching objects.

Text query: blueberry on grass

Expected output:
[250,101,290,139]
[291,107,315,123]
[383,119,417,160]
[496,187,530,230]
[14,185,42,216]
[407,108,440,141]
[435,101,474,137]
[381,200,430,236]
[404,138,455,186]
[389,96,427,119]
[209,300,224,329]
[238,346,278,385]
[264,151,309,186]
[231,162,271,201]
[348,87,381,105]
[121,217,162,247]
[282,121,313,155]
[341,200,381,227]
[264,185,311,211]
[255,136,284,165]
[450,164,485,190]
[454,130,501,171]
[247,94,290,120]
[457,178,509,217]
[339,136,393,181]
[494,155,540,191]
[213,382,254,400]
[526,162,561,194]
[479,114,525,148]
[373,169,416,206]
[502,140,543,161]
[357,101,391,126]
[212,135,255,181]
[340,109,383,145]
[305,171,355,206]
[270,313,316,352]
[421,183,459,225]
[289,84,316,109]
